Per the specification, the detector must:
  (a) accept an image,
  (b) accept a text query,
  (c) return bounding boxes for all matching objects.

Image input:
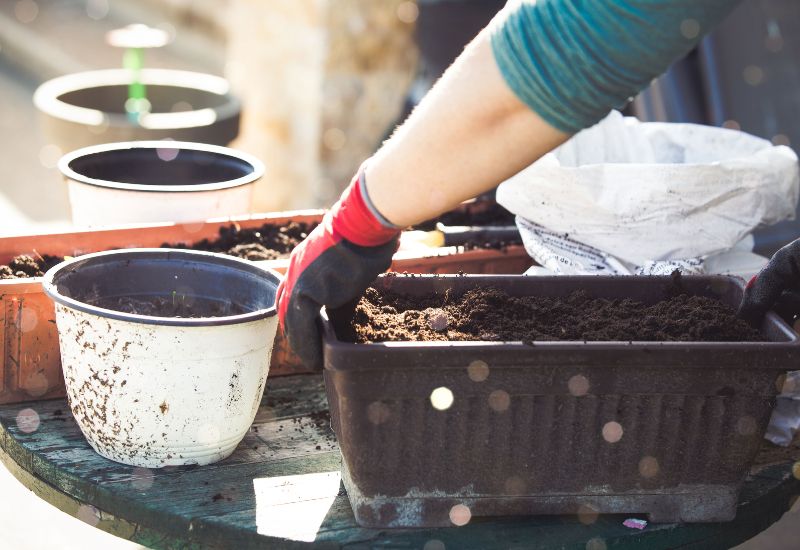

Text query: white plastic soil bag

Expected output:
[496,111,800,274]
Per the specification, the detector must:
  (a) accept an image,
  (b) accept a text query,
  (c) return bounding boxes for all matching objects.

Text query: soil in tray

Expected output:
[345,284,763,343]
[0,254,62,279]
[0,221,318,280]
[162,221,316,261]
[90,295,247,318]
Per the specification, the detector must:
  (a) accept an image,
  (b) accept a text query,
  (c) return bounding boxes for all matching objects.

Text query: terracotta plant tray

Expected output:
[0,215,530,405]
[322,274,800,527]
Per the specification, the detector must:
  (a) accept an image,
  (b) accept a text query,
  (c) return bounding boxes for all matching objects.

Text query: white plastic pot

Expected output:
[42,249,281,468]
[59,141,263,226]
[33,68,241,151]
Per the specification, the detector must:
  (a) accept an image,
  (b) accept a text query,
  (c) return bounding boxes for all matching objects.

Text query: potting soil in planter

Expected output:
[0,221,317,281]
[0,254,62,279]
[89,295,248,318]
[162,221,315,260]
[347,284,763,343]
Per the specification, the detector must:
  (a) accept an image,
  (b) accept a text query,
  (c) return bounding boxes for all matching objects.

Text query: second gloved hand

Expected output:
[738,239,800,328]
[276,167,401,369]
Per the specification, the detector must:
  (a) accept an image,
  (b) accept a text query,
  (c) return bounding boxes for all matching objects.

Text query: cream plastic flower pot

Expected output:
[33,68,241,151]
[42,249,281,468]
[59,141,263,226]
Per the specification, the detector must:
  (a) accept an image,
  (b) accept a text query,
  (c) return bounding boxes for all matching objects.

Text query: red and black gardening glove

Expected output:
[276,167,401,369]
[739,239,800,327]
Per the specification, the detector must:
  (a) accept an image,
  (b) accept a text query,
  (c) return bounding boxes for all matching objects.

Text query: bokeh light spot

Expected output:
[722,120,741,131]
[22,372,49,398]
[467,359,489,382]
[171,101,194,113]
[16,408,40,433]
[602,421,623,443]
[87,118,110,135]
[125,97,152,116]
[578,503,599,525]
[20,307,39,333]
[38,144,62,169]
[367,401,390,425]
[430,387,454,411]
[792,462,800,480]
[586,538,607,550]
[131,467,155,490]
[488,390,510,412]
[568,374,590,396]
[156,145,180,162]
[15,0,38,23]
[323,128,347,151]
[86,0,109,20]
[397,1,419,24]
[736,416,757,437]
[77,504,101,527]
[680,19,700,39]
[196,423,221,445]
[743,65,765,86]
[504,475,526,495]
[449,504,471,526]
[639,456,659,479]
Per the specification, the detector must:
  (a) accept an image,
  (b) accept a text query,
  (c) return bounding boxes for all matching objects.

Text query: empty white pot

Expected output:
[33,68,241,151]
[42,249,281,468]
[59,141,264,226]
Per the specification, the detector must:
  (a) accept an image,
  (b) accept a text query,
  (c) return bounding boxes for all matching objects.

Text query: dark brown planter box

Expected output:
[322,274,800,528]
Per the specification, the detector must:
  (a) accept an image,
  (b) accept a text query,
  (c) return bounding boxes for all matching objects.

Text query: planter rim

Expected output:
[321,274,800,368]
[33,68,240,130]
[43,248,281,327]
[58,141,264,193]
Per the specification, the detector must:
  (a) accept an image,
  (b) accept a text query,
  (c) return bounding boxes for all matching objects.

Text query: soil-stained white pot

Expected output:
[34,69,241,151]
[59,141,263,226]
[42,249,281,468]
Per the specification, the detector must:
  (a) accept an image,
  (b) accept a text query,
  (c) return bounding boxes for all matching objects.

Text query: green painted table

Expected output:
[1,373,798,550]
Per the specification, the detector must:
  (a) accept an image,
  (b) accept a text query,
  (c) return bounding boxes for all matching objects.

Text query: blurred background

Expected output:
[0,0,798,548]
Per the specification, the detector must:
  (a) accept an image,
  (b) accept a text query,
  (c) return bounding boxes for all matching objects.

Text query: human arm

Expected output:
[367,0,742,227]
[278,0,743,367]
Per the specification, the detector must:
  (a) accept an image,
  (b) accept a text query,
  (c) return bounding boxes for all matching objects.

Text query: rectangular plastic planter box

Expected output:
[0,218,530,405]
[322,274,800,528]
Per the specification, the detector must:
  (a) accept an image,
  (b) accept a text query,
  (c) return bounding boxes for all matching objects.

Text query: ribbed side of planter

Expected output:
[322,274,800,527]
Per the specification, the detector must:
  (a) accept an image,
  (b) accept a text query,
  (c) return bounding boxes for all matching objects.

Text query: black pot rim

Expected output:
[58,141,264,193]
[42,248,281,327]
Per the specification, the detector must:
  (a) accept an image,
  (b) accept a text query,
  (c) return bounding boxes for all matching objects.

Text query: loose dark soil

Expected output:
[0,222,316,279]
[0,254,62,279]
[162,221,316,261]
[346,285,764,343]
[91,295,247,318]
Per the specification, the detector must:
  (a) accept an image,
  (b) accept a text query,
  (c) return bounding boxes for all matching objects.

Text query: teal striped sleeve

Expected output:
[491,0,742,134]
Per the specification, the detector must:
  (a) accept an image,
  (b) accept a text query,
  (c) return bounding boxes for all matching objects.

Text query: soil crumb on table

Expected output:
[348,286,764,343]
[0,254,62,279]
[163,221,315,261]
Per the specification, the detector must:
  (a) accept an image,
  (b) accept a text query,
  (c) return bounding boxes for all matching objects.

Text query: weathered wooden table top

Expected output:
[0,373,797,550]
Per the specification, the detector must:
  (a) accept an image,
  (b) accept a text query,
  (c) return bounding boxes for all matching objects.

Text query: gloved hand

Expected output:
[276,166,401,368]
[738,239,800,328]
